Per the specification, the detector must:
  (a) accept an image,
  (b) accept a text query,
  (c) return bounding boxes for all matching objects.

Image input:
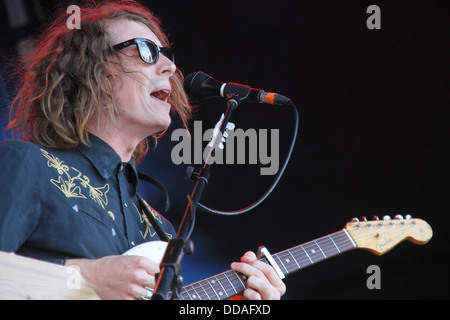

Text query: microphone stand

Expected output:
[152,96,240,300]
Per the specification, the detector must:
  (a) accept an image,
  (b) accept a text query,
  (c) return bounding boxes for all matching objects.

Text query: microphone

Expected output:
[183,71,290,106]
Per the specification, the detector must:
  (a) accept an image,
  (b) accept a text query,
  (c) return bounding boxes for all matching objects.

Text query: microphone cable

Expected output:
[196,99,299,216]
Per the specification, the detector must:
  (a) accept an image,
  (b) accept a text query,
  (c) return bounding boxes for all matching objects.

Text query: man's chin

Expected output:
[149,119,172,137]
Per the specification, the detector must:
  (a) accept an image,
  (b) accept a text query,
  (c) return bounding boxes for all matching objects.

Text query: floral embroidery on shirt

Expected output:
[132,201,153,240]
[133,199,173,241]
[107,211,115,221]
[41,149,110,209]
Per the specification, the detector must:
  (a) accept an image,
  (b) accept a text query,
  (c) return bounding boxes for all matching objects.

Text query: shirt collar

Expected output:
[76,134,137,180]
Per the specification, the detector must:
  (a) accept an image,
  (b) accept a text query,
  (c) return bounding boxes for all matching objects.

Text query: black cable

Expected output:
[196,100,299,216]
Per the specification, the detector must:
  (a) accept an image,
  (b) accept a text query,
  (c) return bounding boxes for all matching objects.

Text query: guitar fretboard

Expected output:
[173,229,356,300]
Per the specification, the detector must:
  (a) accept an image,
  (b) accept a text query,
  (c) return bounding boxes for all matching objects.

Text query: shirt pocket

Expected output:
[75,205,114,230]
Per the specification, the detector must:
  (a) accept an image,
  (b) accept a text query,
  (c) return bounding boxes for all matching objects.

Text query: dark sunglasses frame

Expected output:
[113,38,175,65]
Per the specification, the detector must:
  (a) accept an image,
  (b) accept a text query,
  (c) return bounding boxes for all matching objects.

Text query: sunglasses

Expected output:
[113,38,175,65]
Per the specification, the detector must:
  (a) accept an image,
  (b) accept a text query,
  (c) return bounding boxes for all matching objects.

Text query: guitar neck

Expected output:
[175,229,356,300]
[0,217,430,300]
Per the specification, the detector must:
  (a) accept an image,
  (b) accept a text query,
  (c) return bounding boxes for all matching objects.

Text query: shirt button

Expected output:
[131,241,135,246]
[124,203,128,207]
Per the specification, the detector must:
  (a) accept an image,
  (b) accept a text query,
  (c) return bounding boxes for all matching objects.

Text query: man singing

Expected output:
[0,0,285,300]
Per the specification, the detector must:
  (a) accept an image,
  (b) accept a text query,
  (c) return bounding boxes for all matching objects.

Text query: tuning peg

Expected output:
[362,216,368,221]
[373,216,379,221]
[383,215,391,221]
[394,214,404,220]
[351,217,359,222]
[405,214,412,219]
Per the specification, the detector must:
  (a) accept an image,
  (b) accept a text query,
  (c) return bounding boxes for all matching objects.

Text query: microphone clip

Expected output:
[222,83,253,105]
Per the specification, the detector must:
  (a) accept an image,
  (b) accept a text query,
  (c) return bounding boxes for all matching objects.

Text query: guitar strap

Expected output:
[138,172,170,213]
[137,172,171,242]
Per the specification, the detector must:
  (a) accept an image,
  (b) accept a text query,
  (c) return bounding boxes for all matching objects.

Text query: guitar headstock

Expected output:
[345,215,433,255]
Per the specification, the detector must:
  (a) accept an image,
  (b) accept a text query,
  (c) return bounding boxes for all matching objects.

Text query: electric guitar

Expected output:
[0,215,432,300]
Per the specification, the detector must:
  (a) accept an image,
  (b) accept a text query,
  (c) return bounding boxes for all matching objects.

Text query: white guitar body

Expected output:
[0,241,168,300]
[123,241,168,264]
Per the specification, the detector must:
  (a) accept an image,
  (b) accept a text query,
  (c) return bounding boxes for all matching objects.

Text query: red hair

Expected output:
[7,0,191,163]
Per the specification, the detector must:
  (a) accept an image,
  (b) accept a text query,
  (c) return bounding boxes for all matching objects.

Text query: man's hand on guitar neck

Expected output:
[231,251,286,300]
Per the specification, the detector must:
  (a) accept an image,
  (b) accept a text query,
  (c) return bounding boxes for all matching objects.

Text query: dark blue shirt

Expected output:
[0,135,175,264]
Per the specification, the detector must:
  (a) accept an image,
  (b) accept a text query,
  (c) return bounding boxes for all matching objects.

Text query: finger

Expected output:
[246,275,282,300]
[233,257,278,284]
[136,286,154,300]
[241,251,286,295]
[251,260,286,294]
[242,287,262,300]
[240,251,258,264]
[139,273,157,289]
[231,261,264,279]
[126,266,157,288]
[131,256,161,275]
[231,260,286,299]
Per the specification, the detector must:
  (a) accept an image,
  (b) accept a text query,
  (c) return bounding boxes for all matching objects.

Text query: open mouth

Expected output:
[150,89,171,103]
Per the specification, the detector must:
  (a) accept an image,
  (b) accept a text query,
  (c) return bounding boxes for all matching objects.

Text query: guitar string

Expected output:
[179,231,353,300]
[275,231,354,274]
[278,220,415,272]
[180,231,354,299]
[180,270,244,300]
[177,221,417,300]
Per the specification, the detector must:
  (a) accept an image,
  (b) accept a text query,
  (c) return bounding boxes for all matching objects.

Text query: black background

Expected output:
[1,0,449,299]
